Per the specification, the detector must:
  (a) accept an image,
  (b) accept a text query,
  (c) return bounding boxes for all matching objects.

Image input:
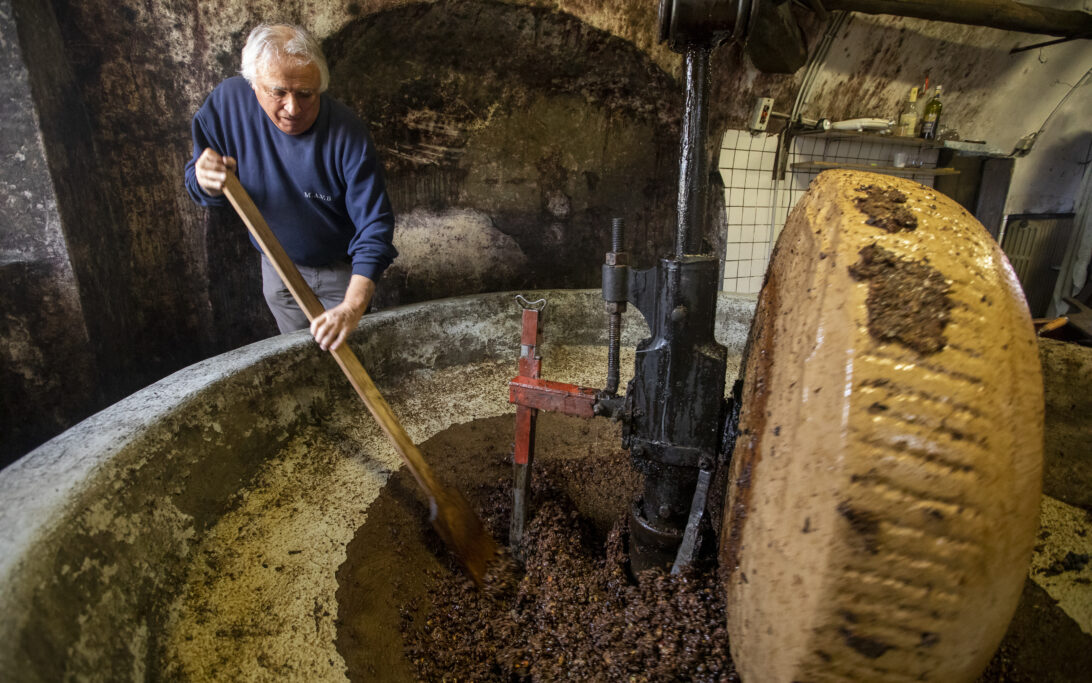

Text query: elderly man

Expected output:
[185,24,396,352]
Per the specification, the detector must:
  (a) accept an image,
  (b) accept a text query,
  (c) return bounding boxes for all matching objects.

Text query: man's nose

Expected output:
[284,95,300,116]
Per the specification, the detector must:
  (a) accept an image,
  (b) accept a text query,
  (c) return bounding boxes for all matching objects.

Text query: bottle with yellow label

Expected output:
[920,85,943,140]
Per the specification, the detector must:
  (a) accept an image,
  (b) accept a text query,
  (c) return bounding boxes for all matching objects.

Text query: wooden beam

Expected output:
[823,0,1092,38]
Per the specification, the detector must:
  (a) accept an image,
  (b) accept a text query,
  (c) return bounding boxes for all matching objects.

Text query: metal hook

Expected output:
[515,295,547,311]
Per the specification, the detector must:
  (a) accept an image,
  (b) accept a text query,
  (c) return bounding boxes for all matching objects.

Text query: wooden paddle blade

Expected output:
[430,485,501,586]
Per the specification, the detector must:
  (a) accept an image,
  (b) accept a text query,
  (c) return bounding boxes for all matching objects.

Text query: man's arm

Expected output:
[185,104,236,206]
[309,274,375,351]
[312,124,396,351]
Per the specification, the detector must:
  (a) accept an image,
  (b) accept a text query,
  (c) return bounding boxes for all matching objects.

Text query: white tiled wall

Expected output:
[718,129,941,293]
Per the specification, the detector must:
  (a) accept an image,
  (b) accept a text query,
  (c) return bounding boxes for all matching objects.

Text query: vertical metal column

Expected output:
[675,47,712,258]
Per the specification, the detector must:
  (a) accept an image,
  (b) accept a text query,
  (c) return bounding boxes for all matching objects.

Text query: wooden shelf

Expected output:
[794,130,945,148]
[791,160,960,176]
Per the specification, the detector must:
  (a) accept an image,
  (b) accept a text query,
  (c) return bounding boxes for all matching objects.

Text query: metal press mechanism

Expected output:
[508,0,1092,575]
[507,0,747,574]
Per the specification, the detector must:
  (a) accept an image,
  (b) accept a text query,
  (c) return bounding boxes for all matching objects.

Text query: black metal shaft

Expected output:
[606,314,621,395]
[605,218,625,395]
[675,47,712,258]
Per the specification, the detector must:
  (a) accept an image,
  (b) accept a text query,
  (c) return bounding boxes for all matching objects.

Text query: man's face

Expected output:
[253,59,322,135]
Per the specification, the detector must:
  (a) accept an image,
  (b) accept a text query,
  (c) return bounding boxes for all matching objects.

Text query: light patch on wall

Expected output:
[388,208,528,293]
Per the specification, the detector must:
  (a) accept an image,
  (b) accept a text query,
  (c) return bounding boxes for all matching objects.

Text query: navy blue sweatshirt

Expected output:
[185,76,396,282]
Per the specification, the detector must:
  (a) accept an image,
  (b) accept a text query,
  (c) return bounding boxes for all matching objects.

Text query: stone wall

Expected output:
[2,0,97,462]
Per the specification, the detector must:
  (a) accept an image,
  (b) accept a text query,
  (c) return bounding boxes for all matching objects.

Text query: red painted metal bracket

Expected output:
[508,306,600,466]
[512,308,541,467]
[509,377,598,419]
[509,299,603,550]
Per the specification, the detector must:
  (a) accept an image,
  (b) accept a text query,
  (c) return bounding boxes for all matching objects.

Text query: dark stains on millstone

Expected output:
[849,243,953,355]
[837,502,881,555]
[839,627,894,659]
[854,184,917,233]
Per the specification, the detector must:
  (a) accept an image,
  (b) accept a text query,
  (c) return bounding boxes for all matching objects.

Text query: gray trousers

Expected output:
[261,255,353,333]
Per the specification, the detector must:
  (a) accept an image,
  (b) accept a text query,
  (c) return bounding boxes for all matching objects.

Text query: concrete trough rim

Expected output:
[0,288,755,679]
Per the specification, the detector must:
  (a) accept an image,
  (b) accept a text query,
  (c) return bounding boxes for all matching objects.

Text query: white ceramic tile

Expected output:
[748,276,764,292]
[728,206,743,224]
[718,147,736,169]
[725,242,742,259]
[730,187,745,206]
[722,129,741,148]
[742,206,757,225]
[722,260,738,278]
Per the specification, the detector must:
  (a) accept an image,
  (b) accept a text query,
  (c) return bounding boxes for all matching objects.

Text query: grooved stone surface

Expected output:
[721,170,1044,683]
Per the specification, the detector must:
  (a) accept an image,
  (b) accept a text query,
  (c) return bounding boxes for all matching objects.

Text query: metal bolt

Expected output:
[611,217,625,252]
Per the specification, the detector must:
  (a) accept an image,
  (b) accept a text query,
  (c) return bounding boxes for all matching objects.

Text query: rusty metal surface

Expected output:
[508,376,599,418]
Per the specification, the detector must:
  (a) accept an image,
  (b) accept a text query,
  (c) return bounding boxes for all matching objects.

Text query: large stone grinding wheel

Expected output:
[720,170,1044,682]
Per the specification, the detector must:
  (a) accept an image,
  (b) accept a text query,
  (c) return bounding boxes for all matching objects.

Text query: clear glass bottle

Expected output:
[920,86,943,140]
[895,87,919,137]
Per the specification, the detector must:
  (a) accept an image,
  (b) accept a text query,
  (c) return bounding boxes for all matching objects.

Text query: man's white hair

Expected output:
[240,24,330,92]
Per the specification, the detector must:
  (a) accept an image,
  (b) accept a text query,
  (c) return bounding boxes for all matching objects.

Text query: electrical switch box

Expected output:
[750,97,774,132]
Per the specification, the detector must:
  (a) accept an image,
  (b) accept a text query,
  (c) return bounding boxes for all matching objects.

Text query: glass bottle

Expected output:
[920,86,943,140]
[895,87,919,137]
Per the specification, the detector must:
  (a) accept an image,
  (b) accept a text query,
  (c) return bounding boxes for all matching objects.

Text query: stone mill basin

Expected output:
[0,290,755,680]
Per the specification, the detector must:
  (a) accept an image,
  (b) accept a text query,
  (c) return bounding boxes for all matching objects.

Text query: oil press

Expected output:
[508,0,753,574]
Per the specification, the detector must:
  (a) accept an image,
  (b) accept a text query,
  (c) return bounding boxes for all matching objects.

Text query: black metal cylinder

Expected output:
[605,217,625,395]
[675,47,711,258]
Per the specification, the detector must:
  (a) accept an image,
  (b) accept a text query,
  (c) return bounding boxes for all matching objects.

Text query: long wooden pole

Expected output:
[222,173,498,584]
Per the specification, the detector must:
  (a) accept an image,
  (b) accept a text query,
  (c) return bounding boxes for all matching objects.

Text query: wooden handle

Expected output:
[221,174,441,497]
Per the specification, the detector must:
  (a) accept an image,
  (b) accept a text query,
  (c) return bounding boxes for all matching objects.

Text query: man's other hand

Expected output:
[195,148,238,196]
[309,274,375,352]
[309,302,364,352]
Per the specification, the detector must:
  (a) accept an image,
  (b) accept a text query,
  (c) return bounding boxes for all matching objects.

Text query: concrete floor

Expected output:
[1023,339,1092,637]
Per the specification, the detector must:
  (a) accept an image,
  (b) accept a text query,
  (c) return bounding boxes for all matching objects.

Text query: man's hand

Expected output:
[195,148,238,196]
[310,274,375,351]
